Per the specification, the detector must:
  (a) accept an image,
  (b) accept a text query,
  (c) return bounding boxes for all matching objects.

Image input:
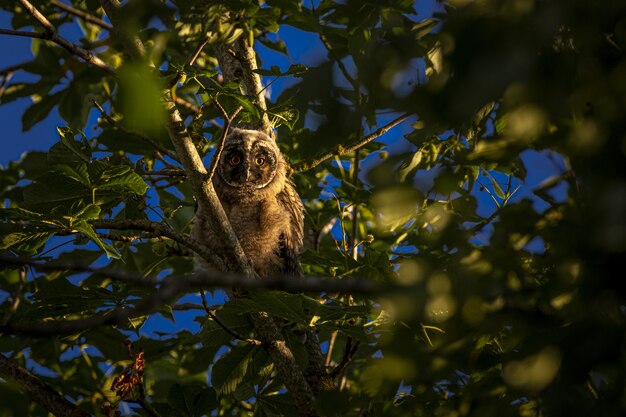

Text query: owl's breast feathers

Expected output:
[192,128,304,278]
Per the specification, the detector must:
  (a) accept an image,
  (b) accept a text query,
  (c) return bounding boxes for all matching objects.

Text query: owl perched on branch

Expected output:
[192,128,304,278]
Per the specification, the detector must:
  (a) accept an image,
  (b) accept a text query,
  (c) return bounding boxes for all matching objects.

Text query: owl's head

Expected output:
[216,128,286,198]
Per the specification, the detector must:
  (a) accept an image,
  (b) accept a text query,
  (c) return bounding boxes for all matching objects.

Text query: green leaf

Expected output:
[0,231,55,253]
[53,164,91,186]
[483,170,506,199]
[283,64,308,77]
[397,150,423,182]
[201,309,254,347]
[256,393,298,417]
[254,64,308,77]
[95,168,149,196]
[249,290,308,324]
[56,127,91,163]
[73,220,120,258]
[269,107,299,130]
[167,383,217,417]
[23,172,91,208]
[74,203,101,221]
[211,345,260,395]
[21,91,64,132]
[0,207,46,221]
[322,322,371,342]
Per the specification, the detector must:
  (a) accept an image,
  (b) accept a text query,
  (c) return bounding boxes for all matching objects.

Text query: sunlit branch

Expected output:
[293,113,412,172]
[16,0,114,74]
[0,354,90,417]
[173,95,199,113]
[50,0,113,30]
[215,38,272,136]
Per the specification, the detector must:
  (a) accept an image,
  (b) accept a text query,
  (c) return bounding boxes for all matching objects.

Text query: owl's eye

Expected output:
[230,155,241,165]
[255,157,265,166]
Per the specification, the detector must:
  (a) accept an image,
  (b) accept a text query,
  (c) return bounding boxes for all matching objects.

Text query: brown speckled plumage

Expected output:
[192,128,303,278]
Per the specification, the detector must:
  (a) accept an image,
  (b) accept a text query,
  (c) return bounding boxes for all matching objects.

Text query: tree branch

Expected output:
[293,113,412,172]
[96,5,318,414]
[0,353,90,417]
[0,28,48,39]
[163,95,253,273]
[50,0,113,30]
[0,254,386,337]
[319,33,360,93]
[90,218,226,270]
[16,0,114,74]
[173,95,199,113]
[215,37,272,136]
[0,254,384,296]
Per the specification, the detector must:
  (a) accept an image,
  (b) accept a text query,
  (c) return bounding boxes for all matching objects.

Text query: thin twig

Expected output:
[16,0,114,74]
[140,169,186,178]
[293,113,412,172]
[169,34,211,88]
[0,28,48,39]
[50,0,113,30]
[207,102,243,183]
[319,33,359,92]
[215,38,273,136]
[96,232,159,242]
[200,289,262,345]
[325,330,338,367]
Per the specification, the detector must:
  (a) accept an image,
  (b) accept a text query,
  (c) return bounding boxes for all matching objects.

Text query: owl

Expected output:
[192,128,304,278]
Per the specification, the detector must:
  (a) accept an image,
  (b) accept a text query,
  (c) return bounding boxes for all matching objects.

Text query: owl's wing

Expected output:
[277,178,304,276]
